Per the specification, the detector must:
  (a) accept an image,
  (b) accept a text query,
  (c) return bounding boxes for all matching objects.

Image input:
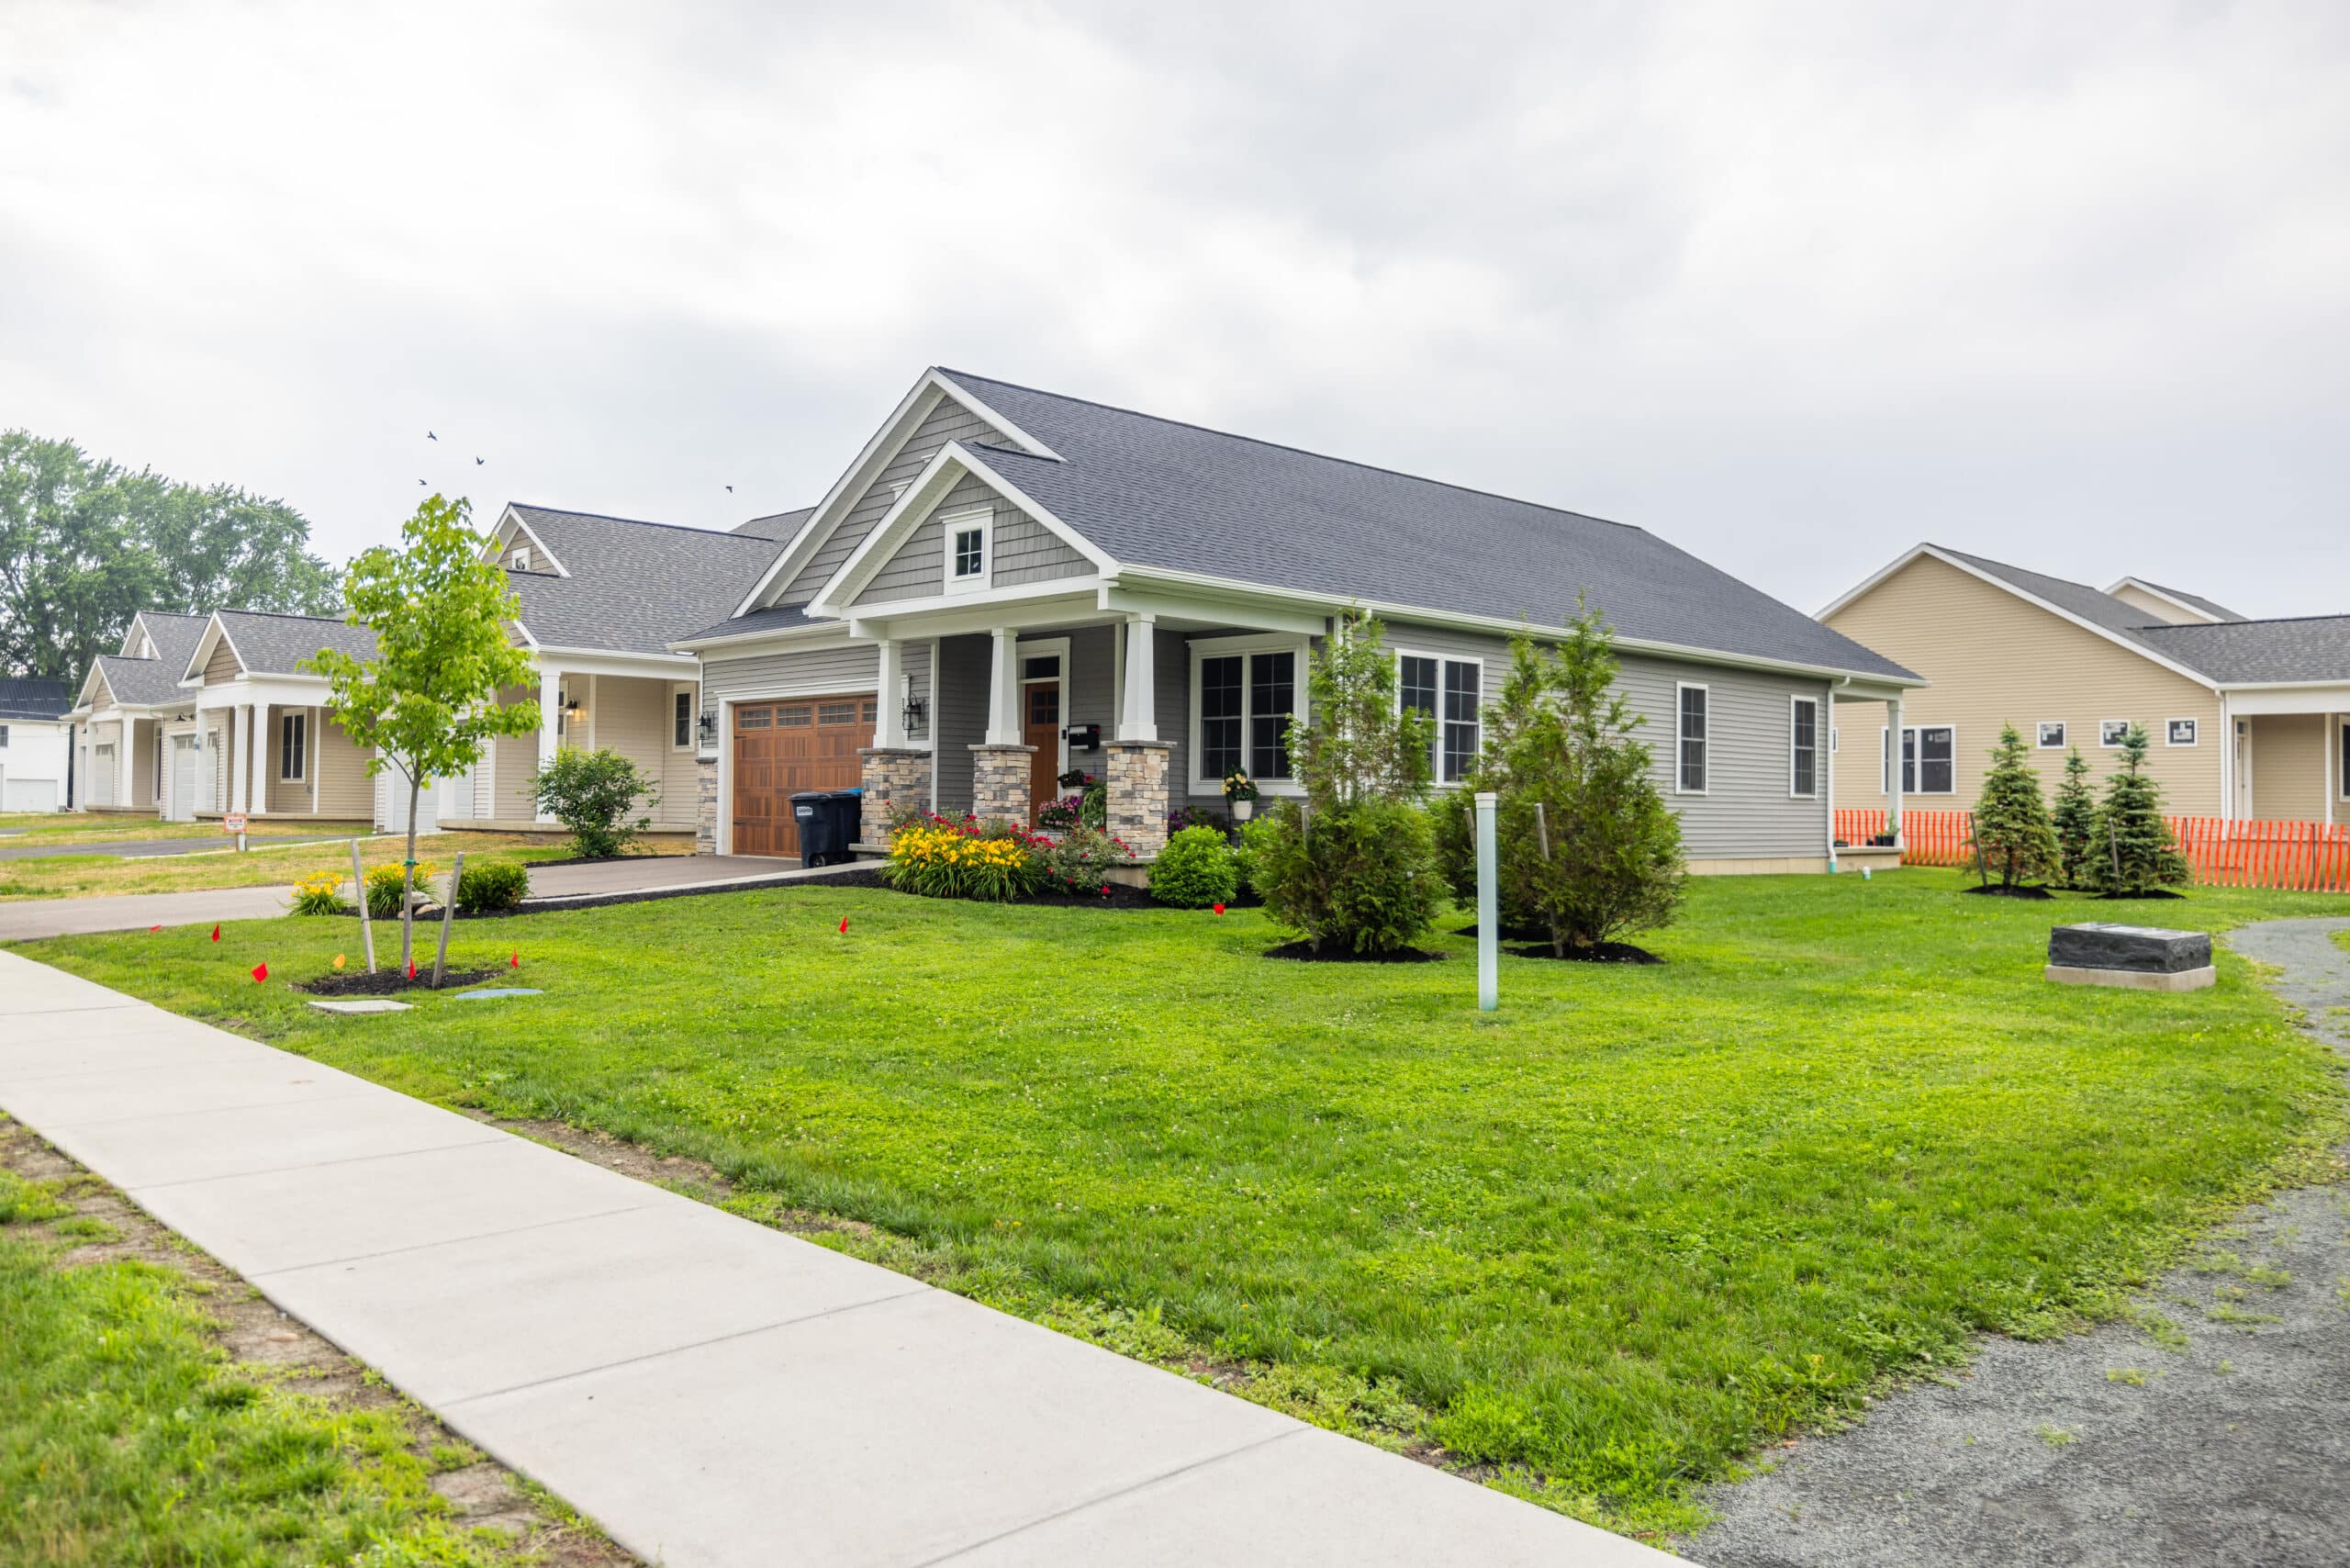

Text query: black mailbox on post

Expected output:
[1064,722,1102,752]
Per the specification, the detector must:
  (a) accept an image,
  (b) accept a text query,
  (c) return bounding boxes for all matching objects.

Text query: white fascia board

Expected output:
[845,584,1104,643]
[1815,543,1938,622]
[666,620,841,655]
[491,508,571,577]
[729,378,950,619]
[191,675,332,711]
[680,623,858,662]
[1113,566,1926,689]
[955,444,1112,569]
[176,613,241,685]
[1897,546,2221,690]
[525,645,699,678]
[2217,681,2350,713]
[2103,577,2221,623]
[1098,584,1327,639]
[929,370,1064,462]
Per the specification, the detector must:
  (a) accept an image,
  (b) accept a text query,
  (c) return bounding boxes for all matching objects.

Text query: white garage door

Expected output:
[377,756,439,835]
[2,776,60,812]
[170,734,199,821]
[92,744,115,806]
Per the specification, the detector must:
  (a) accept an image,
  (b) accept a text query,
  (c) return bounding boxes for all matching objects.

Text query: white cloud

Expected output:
[3,0,2344,615]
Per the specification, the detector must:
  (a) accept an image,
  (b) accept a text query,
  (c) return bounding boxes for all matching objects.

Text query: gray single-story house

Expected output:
[674,367,1922,871]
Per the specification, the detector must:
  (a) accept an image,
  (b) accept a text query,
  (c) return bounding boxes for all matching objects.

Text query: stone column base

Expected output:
[1104,741,1173,858]
[694,756,718,855]
[858,747,933,846]
[969,743,1036,825]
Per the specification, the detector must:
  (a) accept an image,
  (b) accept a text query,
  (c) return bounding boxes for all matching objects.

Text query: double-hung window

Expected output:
[1885,725,1956,794]
[1397,653,1483,782]
[278,711,306,782]
[1789,696,1818,797]
[1676,684,1708,793]
[942,508,990,595]
[673,689,695,749]
[1194,642,1301,786]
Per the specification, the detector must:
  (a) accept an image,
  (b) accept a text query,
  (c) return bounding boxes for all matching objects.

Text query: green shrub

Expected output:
[364,861,431,919]
[1232,814,1278,898]
[454,859,531,913]
[2086,725,2190,895]
[883,813,1048,902]
[531,745,659,859]
[1149,825,1238,907]
[2052,746,2098,889]
[1038,824,1130,894]
[289,871,347,915]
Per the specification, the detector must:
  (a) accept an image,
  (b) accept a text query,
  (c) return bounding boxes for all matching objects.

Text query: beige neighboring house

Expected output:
[1820,544,2350,832]
[173,610,384,825]
[69,611,213,816]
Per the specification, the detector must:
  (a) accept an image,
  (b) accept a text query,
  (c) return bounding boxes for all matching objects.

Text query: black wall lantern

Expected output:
[901,674,927,738]
[696,711,717,746]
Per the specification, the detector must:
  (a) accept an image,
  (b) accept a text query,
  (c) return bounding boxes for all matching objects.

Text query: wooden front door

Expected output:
[1024,681,1061,823]
[732,694,876,857]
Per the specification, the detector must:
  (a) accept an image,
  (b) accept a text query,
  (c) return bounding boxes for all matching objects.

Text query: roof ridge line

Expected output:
[510,502,788,542]
[2138,610,2350,630]
[935,369,1643,533]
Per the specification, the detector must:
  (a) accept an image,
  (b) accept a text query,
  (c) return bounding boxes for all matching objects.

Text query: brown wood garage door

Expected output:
[732,694,877,857]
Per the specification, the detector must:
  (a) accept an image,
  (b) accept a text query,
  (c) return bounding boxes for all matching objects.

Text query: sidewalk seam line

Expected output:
[239,1201,670,1277]
[34,1084,391,1130]
[123,1129,522,1192]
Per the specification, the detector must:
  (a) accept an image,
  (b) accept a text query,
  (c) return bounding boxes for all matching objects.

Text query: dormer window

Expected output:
[509,546,532,571]
[942,508,990,595]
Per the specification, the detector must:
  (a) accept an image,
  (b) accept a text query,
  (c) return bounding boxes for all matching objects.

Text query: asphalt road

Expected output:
[0,834,349,862]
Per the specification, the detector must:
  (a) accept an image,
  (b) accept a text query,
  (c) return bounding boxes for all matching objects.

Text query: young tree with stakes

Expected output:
[1970,722,2061,891]
[2085,723,2191,897]
[2051,745,2098,889]
[304,496,541,973]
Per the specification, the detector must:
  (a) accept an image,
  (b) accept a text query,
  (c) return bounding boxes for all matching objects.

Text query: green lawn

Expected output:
[21,870,2349,1537]
[0,812,372,846]
[0,830,581,902]
[0,1155,536,1565]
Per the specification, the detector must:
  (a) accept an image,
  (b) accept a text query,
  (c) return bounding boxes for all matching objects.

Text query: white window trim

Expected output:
[2164,717,2199,747]
[1018,635,1072,782]
[278,711,307,782]
[508,545,532,571]
[1393,648,1483,788]
[2036,721,2067,749]
[941,506,992,597]
[1674,681,1709,796]
[1789,693,1819,799]
[1189,633,1310,796]
[1884,723,1960,796]
[2098,719,2131,749]
[671,683,698,752]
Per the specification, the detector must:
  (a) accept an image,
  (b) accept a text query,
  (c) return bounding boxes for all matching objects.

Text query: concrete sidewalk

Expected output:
[0,883,293,941]
[0,948,1668,1568]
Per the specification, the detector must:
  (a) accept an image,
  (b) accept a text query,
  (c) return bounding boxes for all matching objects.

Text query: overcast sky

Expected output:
[5,1,2344,618]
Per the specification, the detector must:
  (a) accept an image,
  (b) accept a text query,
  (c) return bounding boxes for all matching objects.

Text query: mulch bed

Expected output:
[1962,883,2056,900]
[296,965,504,997]
[1264,941,1446,963]
[1453,922,1552,943]
[2098,888,2188,901]
[1504,941,1664,965]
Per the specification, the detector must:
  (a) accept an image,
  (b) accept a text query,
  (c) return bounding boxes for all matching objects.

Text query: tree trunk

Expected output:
[401,773,420,974]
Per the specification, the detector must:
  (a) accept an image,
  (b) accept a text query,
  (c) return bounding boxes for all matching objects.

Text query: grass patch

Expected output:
[21,868,2349,1537]
[0,1159,524,1563]
[0,831,583,902]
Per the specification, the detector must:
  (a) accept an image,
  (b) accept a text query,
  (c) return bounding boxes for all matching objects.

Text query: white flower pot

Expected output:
[1231,799,1254,822]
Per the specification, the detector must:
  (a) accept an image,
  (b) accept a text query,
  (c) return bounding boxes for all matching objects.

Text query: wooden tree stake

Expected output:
[350,838,375,974]
[432,851,464,989]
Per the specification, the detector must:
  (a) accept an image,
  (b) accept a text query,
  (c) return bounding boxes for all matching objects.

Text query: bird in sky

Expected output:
[725,485,733,493]
[419,478,427,486]
[475,456,486,465]
[427,431,437,441]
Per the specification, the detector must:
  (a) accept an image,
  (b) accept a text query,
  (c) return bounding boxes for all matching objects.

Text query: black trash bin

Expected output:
[791,788,863,867]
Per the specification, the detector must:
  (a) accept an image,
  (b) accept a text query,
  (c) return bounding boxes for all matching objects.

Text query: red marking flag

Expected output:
[252,962,268,983]
[1212,903,1226,915]
[838,916,849,934]
[509,952,520,969]
[149,924,162,934]
[210,924,220,942]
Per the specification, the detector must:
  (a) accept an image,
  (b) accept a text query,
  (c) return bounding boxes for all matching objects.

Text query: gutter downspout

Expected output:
[1828,677,1848,872]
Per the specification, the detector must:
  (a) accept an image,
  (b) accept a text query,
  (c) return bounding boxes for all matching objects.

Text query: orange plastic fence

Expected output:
[1835,808,2350,891]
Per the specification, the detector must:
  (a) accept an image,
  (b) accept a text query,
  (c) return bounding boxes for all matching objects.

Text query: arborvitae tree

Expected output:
[1970,723,2061,890]
[2051,746,2098,889]
[1501,607,1684,953]
[2085,724,2191,896]
[1253,610,1448,954]
[1432,631,1549,924]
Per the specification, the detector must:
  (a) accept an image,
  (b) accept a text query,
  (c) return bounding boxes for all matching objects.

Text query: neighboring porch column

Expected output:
[969,627,1035,823]
[229,703,251,813]
[309,706,322,816]
[1886,695,1905,849]
[536,665,561,823]
[858,635,931,846]
[1104,613,1172,858]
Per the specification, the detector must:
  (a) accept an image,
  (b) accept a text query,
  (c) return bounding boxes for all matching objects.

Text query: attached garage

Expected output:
[731,694,875,857]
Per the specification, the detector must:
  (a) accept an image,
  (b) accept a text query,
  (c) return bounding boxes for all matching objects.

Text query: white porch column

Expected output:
[874,637,908,748]
[308,706,322,815]
[536,665,561,823]
[985,628,1021,745]
[1886,695,1905,846]
[229,703,251,813]
[1117,614,1158,743]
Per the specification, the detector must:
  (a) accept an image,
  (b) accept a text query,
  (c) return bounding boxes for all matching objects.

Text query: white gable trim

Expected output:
[1820,544,2221,691]
[2103,577,2225,624]
[729,368,1066,620]
[808,441,1115,618]
[490,507,572,578]
[177,613,249,686]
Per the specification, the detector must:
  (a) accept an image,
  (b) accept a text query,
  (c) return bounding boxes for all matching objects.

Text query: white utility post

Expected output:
[536,665,561,823]
[1886,695,1905,847]
[1118,614,1158,742]
[874,638,907,748]
[984,627,1022,745]
[1474,790,1498,1013]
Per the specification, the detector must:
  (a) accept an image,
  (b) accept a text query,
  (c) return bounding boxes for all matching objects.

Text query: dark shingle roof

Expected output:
[2128,579,2245,623]
[934,370,1916,681]
[673,603,822,645]
[2134,616,2350,685]
[736,506,811,540]
[90,655,185,708]
[506,506,788,655]
[0,677,71,720]
[132,611,211,672]
[214,610,375,675]
[1936,548,2168,645]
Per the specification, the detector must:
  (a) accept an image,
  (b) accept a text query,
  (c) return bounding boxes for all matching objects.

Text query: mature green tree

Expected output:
[1432,627,1551,922]
[305,496,540,974]
[1970,723,2061,890]
[1252,610,1447,955]
[1500,608,1685,953]
[2085,725,2191,897]
[0,431,339,682]
[2051,746,2098,889]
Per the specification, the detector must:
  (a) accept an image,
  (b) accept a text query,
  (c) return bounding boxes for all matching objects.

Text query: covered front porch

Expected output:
[2223,690,2349,826]
[847,584,1321,859]
[186,681,374,825]
[439,655,702,839]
